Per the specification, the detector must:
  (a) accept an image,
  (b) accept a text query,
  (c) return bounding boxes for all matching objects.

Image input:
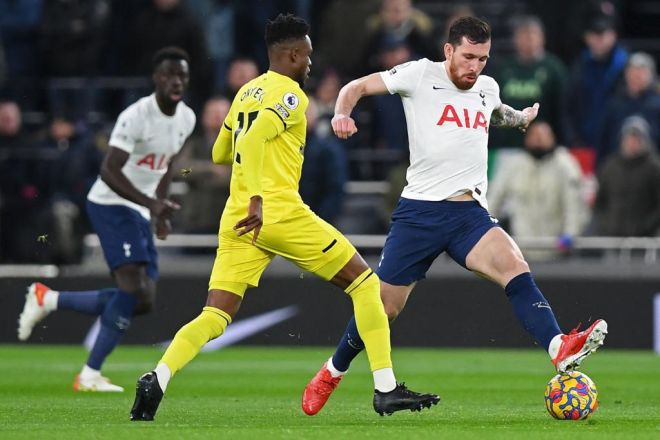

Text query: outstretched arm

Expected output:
[332,73,389,139]
[490,102,539,132]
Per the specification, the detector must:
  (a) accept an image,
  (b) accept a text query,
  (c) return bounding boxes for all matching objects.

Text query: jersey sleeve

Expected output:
[108,105,141,153]
[185,108,197,139]
[379,59,427,97]
[491,79,503,109]
[236,108,286,198]
[212,111,234,164]
[263,88,307,130]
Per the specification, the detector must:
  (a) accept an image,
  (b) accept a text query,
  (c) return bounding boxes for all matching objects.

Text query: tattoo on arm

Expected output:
[490,104,526,128]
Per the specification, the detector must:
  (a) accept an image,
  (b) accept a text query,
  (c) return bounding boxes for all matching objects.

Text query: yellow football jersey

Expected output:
[212,70,309,226]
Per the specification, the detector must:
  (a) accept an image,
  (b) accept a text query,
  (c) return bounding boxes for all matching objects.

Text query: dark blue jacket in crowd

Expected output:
[299,132,347,226]
[566,44,628,150]
[0,0,42,78]
[600,86,660,163]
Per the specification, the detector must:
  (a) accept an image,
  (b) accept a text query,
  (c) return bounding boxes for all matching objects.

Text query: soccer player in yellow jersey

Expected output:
[130,14,439,421]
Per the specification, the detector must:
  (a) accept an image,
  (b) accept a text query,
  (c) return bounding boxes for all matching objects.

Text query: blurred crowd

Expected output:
[0,0,659,263]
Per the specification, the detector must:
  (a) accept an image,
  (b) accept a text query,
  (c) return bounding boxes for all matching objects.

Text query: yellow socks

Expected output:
[160,306,231,378]
[345,269,392,372]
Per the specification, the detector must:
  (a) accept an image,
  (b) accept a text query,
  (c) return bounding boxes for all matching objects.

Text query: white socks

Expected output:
[326,357,345,378]
[154,363,172,392]
[43,290,59,312]
[373,368,396,393]
[326,357,395,392]
[548,333,563,359]
[80,364,101,380]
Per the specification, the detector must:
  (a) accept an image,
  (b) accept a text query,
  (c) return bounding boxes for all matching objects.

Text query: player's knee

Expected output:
[501,251,529,277]
[135,292,155,315]
[383,302,402,321]
[133,298,153,315]
[132,286,156,315]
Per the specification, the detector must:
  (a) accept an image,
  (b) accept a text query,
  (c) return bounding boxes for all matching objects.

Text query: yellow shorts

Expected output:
[208,203,356,296]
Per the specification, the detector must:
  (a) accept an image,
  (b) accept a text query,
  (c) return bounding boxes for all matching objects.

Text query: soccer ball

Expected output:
[544,371,598,420]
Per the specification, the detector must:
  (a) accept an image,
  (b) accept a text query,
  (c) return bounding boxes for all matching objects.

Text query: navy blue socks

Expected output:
[58,288,116,315]
[331,316,364,372]
[329,272,561,372]
[505,272,562,350]
[86,290,137,370]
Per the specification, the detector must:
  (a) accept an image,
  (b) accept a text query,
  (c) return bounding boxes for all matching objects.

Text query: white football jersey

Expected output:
[380,58,502,209]
[87,94,196,219]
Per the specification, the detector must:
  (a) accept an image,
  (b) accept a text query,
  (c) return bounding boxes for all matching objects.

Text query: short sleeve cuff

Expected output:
[108,136,135,153]
[379,71,396,95]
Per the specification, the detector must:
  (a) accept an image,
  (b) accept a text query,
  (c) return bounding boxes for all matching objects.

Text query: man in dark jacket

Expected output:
[565,16,628,152]
[595,116,660,236]
[599,52,660,163]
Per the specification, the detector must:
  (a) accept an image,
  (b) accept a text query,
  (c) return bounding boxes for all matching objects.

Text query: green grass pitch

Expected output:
[0,345,658,439]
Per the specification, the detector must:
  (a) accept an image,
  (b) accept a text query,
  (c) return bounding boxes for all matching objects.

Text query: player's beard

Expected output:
[296,70,308,89]
[448,58,477,90]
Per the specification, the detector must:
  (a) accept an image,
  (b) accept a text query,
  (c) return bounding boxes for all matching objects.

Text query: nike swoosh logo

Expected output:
[83,305,300,352]
[432,86,446,90]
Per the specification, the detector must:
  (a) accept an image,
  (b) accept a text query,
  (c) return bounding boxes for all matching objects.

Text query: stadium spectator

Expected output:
[0,43,6,89]
[39,0,110,121]
[594,116,660,236]
[39,0,108,77]
[528,0,622,64]
[565,15,628,155]
[599,52,660,162]
[361,37,411,180]
[175,96,232,234]
[37,117,100,263]
[0,99,25,148]
[314,69,341,119]
[370,37,410,153]
[124,0,211,109]
[0,100,56,262]
[440,4,475,44]
[299,98,347,226]
[488,121,588,260]
[0,0,42,109]
[361,0,436,75]
[231,0,313,72]
[490,15,567,150]
[43,117,101,210]
[187,0,236,93]
[100,0,150,75]
[316,0,380,77]
[223,56,259,99]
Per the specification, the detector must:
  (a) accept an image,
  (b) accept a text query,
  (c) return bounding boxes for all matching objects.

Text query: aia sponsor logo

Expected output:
[437,104,488,133]
[137,153,170,170]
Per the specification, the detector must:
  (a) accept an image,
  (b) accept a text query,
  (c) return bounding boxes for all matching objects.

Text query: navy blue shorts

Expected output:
[86,201,158,280]
[376,198,500,286]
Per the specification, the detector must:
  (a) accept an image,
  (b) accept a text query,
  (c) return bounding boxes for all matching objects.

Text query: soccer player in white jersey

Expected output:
[302,17,608,415]
[17,47,196,392]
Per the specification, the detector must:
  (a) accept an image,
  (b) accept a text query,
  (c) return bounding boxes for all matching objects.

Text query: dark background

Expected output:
[1,272,655,348]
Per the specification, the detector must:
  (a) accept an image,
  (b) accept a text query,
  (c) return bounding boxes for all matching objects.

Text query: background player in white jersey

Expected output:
[17,47,196,392]
[302,17,608,415]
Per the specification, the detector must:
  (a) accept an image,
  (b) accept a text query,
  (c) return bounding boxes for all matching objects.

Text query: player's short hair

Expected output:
[264,13,310,47]
[448,16,491,46]
[152,46,190,71]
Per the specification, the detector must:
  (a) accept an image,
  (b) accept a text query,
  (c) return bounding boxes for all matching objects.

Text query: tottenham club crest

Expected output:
[283,92,299,110]
[479,90,486,107]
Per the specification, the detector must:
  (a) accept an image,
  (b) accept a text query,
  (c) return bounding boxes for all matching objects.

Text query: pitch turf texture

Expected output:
[0,346,658,439]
